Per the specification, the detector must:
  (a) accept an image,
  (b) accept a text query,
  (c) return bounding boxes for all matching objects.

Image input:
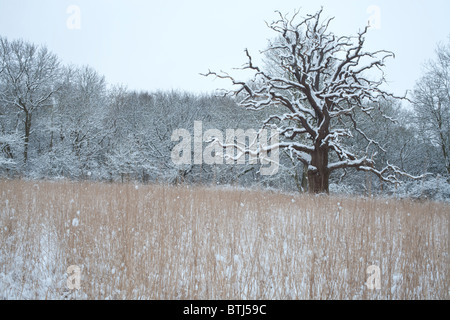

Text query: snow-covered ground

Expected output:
[0,180,448,299]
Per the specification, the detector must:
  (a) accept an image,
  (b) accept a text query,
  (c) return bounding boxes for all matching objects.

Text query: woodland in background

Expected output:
[0,33,449,200]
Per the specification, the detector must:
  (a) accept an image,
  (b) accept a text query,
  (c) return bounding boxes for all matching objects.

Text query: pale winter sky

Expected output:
[0,0,449,98]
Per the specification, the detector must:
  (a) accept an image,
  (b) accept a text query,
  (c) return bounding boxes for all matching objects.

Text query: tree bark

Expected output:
[308,147,330,194]
[23,111,32,165]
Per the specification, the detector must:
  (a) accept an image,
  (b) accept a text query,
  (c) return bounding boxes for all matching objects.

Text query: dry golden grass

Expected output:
[0,179,448,299]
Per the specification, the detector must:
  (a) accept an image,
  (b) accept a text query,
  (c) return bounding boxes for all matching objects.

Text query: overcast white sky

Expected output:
[0,0,449,97]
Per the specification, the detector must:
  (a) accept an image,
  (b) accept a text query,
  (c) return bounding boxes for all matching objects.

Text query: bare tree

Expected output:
[203,8,422,193]
[0,36,60,166]
[412,39,450,175]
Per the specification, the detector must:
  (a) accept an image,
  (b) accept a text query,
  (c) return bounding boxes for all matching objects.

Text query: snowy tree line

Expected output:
[0,26,449,198]
[203,9,449,198]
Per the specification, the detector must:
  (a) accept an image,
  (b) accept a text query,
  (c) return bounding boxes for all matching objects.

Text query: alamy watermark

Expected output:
[367,5,381,30]
[365,265,381,290]
[171,121,279,176]
[67,265,81,290]
[66,5,81,30]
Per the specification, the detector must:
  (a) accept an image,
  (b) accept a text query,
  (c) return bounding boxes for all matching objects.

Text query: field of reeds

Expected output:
[0,179,448,299]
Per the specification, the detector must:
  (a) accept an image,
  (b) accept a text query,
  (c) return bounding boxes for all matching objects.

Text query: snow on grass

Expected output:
[0,179,448,299]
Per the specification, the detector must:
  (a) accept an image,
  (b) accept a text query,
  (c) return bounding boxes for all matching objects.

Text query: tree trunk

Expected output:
[308,147,330,194]
[438,132,449,174]
[23,111,32,165]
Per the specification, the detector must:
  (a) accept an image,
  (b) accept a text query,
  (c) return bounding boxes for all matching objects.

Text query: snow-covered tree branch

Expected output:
[203,8,424,193]
[0,36,61,166]
[412,39,450,175]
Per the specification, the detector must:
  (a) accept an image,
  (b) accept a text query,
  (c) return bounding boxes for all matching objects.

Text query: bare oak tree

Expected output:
[203,8,422,193]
